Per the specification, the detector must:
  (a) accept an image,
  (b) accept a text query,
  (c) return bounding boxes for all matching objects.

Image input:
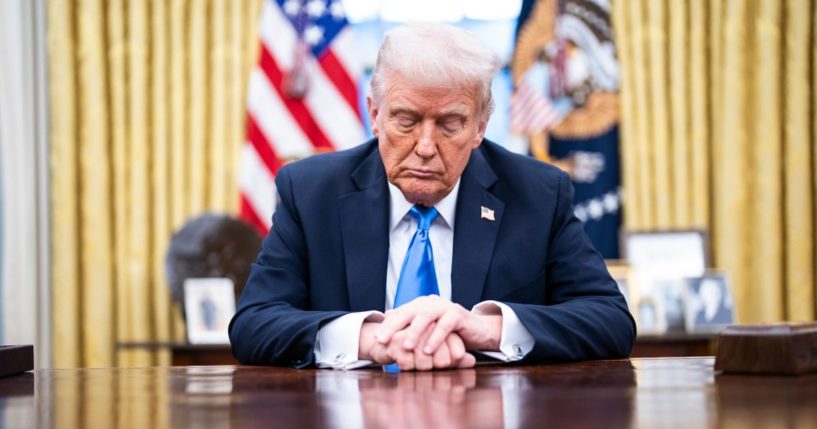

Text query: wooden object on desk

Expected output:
[0,345,34,377]
[632,333,717,357]
[715,323,817,375]
[117,342,238,366]
[3,357,817,428]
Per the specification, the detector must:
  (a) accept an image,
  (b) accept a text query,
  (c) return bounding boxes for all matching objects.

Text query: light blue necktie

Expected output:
[385,205,439,372]
[394,205,440,308]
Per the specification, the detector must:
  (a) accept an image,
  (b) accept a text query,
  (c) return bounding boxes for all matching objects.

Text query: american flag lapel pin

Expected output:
[480,206,495,221]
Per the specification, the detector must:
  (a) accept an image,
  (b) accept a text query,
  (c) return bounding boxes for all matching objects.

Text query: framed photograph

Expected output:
[653,278,687,333]
[184,278,236,344]
[683,273,736,333]
[623,230,708,280]
[635,296,667,335]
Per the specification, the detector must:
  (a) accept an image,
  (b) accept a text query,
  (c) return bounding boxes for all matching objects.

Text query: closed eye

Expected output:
[439,117,465,134]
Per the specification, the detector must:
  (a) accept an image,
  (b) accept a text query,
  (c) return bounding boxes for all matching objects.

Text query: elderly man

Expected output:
[229,23,635,370]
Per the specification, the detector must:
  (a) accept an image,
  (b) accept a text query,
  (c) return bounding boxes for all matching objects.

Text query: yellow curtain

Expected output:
[48,0,264,368]
[613,0,816,323]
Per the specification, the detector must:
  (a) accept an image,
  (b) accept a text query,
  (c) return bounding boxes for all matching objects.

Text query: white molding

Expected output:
[0,0,51,368]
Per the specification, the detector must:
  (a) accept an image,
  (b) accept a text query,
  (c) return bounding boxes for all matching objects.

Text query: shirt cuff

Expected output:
[315,311,384,370]
[472,300,535,361]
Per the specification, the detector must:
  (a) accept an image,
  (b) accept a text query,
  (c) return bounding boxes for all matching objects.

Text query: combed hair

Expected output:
[370,23,501,121]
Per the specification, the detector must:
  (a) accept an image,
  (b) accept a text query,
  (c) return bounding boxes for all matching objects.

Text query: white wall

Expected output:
[0,0,51,368]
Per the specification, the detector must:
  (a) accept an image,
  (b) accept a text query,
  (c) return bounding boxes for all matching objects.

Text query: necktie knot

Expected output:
[409,205,438,230]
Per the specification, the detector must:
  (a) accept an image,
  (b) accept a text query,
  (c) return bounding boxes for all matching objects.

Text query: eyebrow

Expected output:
[387,106,470,119]
[387,106,419,117]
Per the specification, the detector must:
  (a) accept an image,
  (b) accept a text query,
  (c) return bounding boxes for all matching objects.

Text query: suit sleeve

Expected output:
[504,171,636,362]
[228,166,347,368]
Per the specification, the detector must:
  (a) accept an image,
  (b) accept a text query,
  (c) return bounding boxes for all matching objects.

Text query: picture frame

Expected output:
[634,295,667,336]
[183,278,236,344]
[622,230,708,281]
[653,278,687,333]
[683,272,736,334]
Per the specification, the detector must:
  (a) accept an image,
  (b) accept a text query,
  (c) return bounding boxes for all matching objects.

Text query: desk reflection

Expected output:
[2,358,815,428]
[318,370,504,429]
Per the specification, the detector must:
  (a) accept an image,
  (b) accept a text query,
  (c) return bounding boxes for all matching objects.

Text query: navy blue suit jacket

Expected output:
[229,139,635,368]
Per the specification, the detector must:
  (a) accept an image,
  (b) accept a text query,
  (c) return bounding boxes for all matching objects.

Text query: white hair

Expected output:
[370,23,501,120]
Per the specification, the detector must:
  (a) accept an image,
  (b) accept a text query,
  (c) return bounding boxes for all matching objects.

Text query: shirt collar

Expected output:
[388,179,460,231]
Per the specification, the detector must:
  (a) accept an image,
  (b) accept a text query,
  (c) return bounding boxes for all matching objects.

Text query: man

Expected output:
[229,23,635,370]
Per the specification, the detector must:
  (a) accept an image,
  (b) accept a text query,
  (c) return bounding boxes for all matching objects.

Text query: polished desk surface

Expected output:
[1,357,816,428]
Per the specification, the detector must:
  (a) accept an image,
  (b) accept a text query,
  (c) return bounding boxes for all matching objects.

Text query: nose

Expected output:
[414,120,437,159]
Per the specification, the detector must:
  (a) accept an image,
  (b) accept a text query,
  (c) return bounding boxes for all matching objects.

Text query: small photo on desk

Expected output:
[184,278,236,344]
[634,295,667,335]
[683,273,736,333]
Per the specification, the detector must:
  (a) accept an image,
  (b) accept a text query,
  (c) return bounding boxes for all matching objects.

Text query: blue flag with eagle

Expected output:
[510,0,621,258]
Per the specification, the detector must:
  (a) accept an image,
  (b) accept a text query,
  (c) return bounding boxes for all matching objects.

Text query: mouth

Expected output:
[404,168,438,179]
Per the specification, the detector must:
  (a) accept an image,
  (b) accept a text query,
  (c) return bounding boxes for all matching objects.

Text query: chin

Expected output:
[400,187,446,206]
[393,178,450,206]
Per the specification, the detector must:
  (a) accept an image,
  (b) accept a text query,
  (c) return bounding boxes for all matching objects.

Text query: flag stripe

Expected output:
[329,30,364,82]
[238,144,276,228]
[240,194,269,236]
[246,69,314,159]
[258,46,335,150]
[247,114,284,175]
[319,50,362,120]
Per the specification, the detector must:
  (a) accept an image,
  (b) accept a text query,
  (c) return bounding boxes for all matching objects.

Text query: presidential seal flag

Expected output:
[239,0,365,234]
[512,0,622,258]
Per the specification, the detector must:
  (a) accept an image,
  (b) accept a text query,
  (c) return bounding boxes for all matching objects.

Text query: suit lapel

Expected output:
[451,148,504,310]
[338,147,389,312]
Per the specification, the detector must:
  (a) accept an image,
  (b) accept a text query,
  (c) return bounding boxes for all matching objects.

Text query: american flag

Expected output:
[509,80,560,134]
[239,0,365,234]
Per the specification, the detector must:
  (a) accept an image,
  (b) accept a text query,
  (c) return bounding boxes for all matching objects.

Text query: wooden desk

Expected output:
[2,357,816,428]
[119,334,720,366]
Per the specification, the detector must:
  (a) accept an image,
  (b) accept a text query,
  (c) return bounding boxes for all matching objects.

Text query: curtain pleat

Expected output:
[210,0,226,210]
[646,1,672,227]
[783,0,815,321]
[628,0,653,228]
[688,0,709,229]
[615,0,817,323]
[78,0,115,367]
[750,0,784,322]
[107,0,131,367]
[126,0,153,367]
[48,0,263,367]
[48,0,81,369]
[188,0,208,214]
[150,0,173,367]
[668,1,690,227]
[813,2,817,314]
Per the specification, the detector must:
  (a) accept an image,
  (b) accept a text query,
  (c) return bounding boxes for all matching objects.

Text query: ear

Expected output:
[472,119,488,149]
[366,96,380,137]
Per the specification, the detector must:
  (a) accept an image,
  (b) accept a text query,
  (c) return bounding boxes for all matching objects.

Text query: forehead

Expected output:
[380,74,480,115]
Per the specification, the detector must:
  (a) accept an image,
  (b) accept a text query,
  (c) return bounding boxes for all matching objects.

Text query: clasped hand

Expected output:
[358,295,502,370]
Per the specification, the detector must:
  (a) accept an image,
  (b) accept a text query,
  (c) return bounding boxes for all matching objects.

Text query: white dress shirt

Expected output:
[314,180,534,369]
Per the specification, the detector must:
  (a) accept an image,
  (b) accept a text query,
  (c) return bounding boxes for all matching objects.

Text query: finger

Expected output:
[414,346,433,371]
[401,313,437,350]
[423,311,462,354]
[413,324,435,371]
[394,347,416,370]
[446,333,466,363]
[457,352,476,368]
[375,311,413,344]
[431,339,452,368]
[368,343,393,365]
